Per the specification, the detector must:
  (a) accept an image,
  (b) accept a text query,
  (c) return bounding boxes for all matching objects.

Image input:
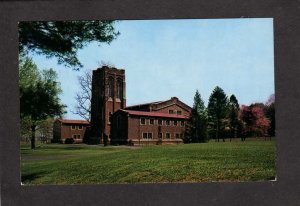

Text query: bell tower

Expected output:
[89,66,126,144]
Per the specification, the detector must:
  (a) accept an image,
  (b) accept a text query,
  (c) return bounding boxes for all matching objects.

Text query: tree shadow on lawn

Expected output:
[21,171,49,183]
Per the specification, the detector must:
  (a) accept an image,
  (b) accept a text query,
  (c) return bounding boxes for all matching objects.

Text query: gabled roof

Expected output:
[122,110,189,119]
[125,100,164,109]
[125,97,192,112]
[56,119,90,125]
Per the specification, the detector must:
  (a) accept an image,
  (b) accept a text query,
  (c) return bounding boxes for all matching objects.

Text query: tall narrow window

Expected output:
[166,120,171,126]
[116,79,122,99]
[140,118,146,125]
[158,119,163,125]
[174,120,177,126]
[108,77,114,98]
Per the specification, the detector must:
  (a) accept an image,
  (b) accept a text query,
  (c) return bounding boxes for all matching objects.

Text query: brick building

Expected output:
[53,119,90,143]
[110,97,191,145]
[89,66,192,145]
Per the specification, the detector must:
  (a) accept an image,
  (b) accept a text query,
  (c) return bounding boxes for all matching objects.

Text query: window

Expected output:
[169,110,174,114]
[116,79,122,99]
[158,132,163,139]
[108,77,114,98]
[173,120,177,126]
[158,119,163,125]
[78,125,83,130]
[140,118,146,125]
[181,121,185,126]
[108,112,113,124]
[149,119,154,125]
[175,133,180,139]
[73,134,81,139]
[142,132,153,139]
[177,111,182,115]
[71,125,76,130]
[166,120,170,126]
[166,133,171,139]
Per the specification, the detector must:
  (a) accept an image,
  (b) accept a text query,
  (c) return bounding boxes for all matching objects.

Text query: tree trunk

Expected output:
[216,122,219,142]
[31,125,36,149]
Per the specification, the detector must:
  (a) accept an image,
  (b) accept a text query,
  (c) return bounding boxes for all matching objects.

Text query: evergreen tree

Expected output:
[20,56,66,149]
[229,94,239,141]
[207,86,228,142]
[185,90,208,143]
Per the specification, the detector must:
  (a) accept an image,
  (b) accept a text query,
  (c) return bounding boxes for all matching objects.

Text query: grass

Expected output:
[20,139,276,184]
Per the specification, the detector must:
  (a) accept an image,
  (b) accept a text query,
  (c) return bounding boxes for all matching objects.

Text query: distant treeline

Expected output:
[184,86,275,143]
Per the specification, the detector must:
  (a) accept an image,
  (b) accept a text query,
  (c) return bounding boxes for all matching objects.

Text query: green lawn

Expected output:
[21,140,276,184]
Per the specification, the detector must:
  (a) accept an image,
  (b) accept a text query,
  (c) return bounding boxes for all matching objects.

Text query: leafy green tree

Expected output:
[185,90,208,143]
[207,86,228,142]
[20,57,66,149]
[229,94,239,141]
[19,21,119,69]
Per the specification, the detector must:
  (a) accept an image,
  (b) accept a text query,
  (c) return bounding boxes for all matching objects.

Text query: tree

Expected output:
[72,69,92,122]
[20,116,32,143]
[72,61,115,121]
[207,86,228,142]
[19,21,119,70]
[264,94,275,137]
[185,90,208,143]
[37,118,55,143]
[20,57,66,149]
[240,105,270,140]
[228,94,240,141]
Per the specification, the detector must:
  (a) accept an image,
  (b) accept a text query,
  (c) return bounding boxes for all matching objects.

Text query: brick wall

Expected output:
[154,104,190,116]
[111,111,187,145]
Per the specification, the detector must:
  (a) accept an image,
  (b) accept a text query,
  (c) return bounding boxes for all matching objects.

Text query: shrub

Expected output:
[156,138,162,145]
[51,138,63,144]
[128,139,134,146]
[64,138,74,144]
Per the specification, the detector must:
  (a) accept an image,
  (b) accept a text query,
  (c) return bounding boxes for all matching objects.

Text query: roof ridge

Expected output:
[125,100,164,108]
[122,110,189,119]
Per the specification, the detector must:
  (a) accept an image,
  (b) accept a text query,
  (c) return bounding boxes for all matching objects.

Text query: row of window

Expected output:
[107,77,123,99]
[169,110,182,115]
[71,125,83,130]
[140,118,185,126]
[142,132,184,139]
[72,134,81,139]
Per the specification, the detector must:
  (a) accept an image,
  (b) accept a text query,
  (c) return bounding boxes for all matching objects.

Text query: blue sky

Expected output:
[29,18,274,120]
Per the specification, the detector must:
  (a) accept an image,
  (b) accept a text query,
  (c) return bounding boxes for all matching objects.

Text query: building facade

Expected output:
[53,119,90,143]
[110,97,191,145]
[110,111,188,145]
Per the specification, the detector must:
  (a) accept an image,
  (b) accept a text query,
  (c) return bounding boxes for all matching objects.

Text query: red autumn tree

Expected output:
[240,105,270,138]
